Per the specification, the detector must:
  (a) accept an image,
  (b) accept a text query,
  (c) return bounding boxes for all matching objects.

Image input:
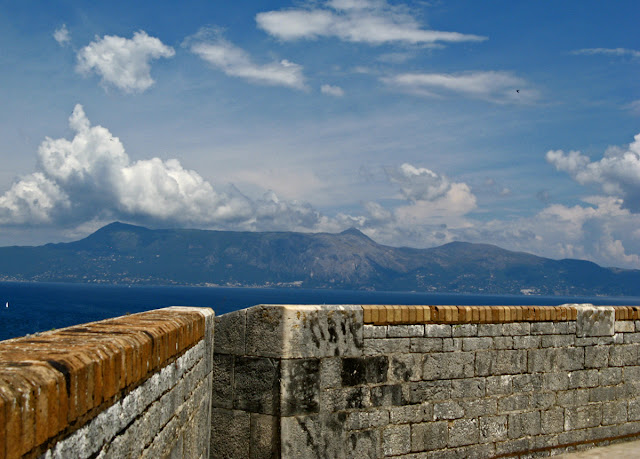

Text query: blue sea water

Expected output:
[2,281,640,342]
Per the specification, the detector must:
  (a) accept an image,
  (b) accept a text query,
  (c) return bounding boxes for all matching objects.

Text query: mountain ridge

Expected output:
[0,222,638,296]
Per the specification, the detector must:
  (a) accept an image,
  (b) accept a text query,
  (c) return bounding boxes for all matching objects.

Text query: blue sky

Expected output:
[0,0,638,267]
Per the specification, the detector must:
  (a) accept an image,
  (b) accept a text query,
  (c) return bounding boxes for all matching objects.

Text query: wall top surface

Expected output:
[0,306,213,459]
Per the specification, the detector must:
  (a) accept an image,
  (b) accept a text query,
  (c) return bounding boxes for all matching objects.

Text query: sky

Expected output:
[0,0,638,268]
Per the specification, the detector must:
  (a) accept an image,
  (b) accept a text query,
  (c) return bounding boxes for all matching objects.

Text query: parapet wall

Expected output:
[212,304,640,458]
[0,306,214,459]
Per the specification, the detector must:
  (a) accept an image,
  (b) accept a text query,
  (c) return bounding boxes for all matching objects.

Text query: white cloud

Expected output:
[321,84,344,96]
[546,133,640,212]
[53,24,71,46]
[573,48,640,59]
[256,1,486,45]
[76,31,175,93]
[383,71,537,104]
[0,105,340,233]
[189,30,306,90]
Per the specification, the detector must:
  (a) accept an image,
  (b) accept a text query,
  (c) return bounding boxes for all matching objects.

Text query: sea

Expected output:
[2,281,640,342]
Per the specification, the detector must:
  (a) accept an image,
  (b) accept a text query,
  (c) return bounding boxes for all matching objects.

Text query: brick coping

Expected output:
[0,306,212,459]
[361,304,640,325]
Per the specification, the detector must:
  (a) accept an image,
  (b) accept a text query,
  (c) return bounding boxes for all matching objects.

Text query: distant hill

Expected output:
[0,221,638,296]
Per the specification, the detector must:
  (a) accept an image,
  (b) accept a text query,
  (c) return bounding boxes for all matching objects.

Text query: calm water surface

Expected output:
[2,281,640,341]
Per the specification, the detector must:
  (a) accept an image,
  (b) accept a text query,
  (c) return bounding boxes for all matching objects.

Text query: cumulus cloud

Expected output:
[321,84,344,96]
[0,105,334,231]
[53,24,71,46]
[382,71,537,104]
[256,0,486,45]
[546,133,640,212]
[573,48,640,59]
[76,31,175,93]
[188,29,306,90]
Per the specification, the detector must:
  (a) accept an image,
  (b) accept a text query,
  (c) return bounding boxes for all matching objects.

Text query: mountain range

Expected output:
[0,222,638,296]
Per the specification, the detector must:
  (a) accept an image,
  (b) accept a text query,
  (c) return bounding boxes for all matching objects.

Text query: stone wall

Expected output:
[0,306,214,459]
[212,304,640,458]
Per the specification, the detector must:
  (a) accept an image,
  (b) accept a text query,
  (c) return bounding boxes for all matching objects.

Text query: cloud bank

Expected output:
[256,0,486,45]
[76,31,175,93]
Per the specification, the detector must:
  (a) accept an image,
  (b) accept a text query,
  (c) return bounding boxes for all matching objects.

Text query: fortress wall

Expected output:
[0,306,214,459]
[212,304,640,458]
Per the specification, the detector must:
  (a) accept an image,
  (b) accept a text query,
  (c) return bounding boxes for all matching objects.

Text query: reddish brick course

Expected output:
[0,308,207,459]
[361,305,640,325]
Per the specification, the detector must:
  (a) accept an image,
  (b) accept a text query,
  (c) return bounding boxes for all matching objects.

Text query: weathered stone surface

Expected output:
[476,349,527,376]
[341,356,388,386]
[346,409,389,430]
[479,415,508,442]
[411,421,447,451]
[210,408,250,459]
[363,324,386,339]
[347,429,380,459]
[215,309,246,355]
[424,324,452,338]
[382,424,411,456]
[281,359,320,416]
[565,404,602,430]
[404,381,451,404]
[370,384,403,407]
[246,305,363,359]
[433,401,464,420]
[233,357,280,414]
[451,378,485,399]
[452,324,477,337]
[541,407,565,434]
[422,352,474,380]
[250,414,279,459]
[280,413,346,459]
[615,321,635,333]
[389,354,422,382]
[508,411,541,439]
[212,354,233,409]
[528,347,585,373]
[388,325,424,338]
[448,418,479,447]
[575,304,615,337]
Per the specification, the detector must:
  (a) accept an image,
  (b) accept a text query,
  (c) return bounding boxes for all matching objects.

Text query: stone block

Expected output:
[527,347,584,373]
[528,392,556,410]
[501,322,531,336]
[450,378,485,399]
[246,305,363,359]
[210,408,250,459]
[556,389,590,407]
[404,381,451,404]
[363,324,386,339]
[530,322,561,335]
[616,321,635,333]
[424,324,452,337]
[423,352,474,380]
[624,333,640,344]
[589,386,618,402]
[602,400,627,425]
[448,418,479,447]
[479,415,508,442]
[281,359,320,416]
[565,404,602,430]
[442,337,462,352]
[498,394,529,412]
[215,309,246,355]
[409,338,443,353]
[600,367,623,386]
[628,399,640,421]
[567,370,599,389]
[411,421,447,451]
[346,409,389,430]
[383,424,411,456]
[370,384,404,407]
[389,404,432,424]
[541,407,564,434]
[609,344,639,366]
[486,375,513,395]
[212,354,233,409]
[512,374,543,392]
[319,358,342,389]
[543,373,569,391]
[493,336,514,349]
[433,401,464,420]
[320,386,371,411]
[341,356,388,386]
[475,350,527,376]
[541,334,575,348]
[346,429,381,459]
[250,414,279,459]
[363,338,410,355]
[280,413,346,459]
[508,411,541,439]
[462,337,493,351]
[477,324,503,337]
[463,398,497,418]
[575,305,615,337]
[452,324,477,337]
[233,357,280,414]
[388,324,424,338]
[512,335,541,349]
[585,346,609,368]
[389,354,422,382]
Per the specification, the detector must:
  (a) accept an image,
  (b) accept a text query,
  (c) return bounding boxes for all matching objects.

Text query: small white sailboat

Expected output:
[5,301,8,308]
